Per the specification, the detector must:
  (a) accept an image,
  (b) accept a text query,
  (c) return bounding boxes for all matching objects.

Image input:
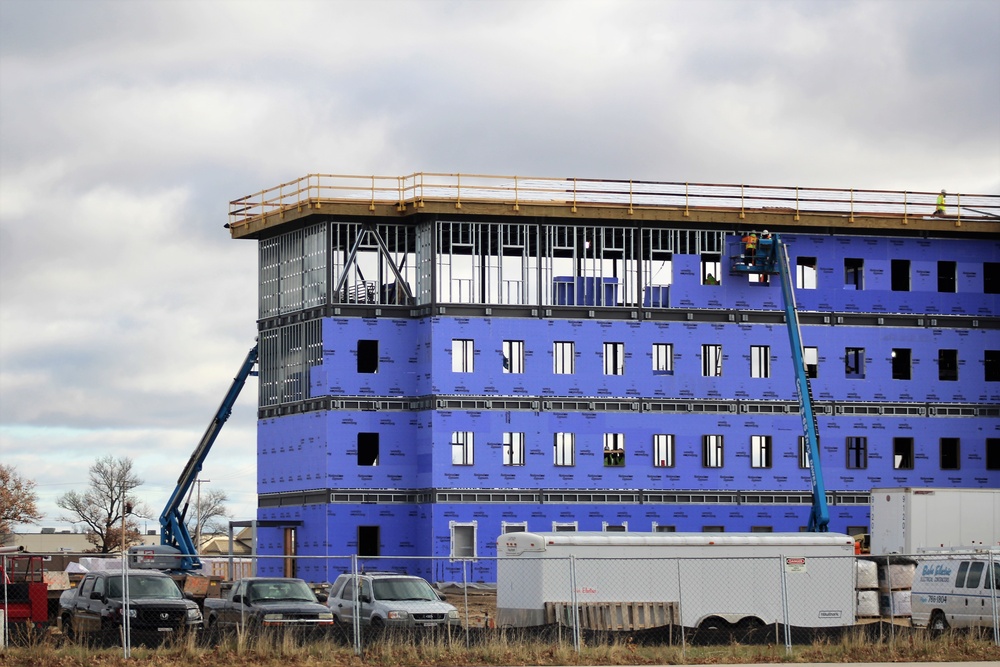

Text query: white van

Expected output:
[910,555,999,634]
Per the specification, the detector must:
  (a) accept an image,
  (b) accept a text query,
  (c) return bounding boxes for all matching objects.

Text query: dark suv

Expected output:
[326,572,460,631]
[58,570,202,645]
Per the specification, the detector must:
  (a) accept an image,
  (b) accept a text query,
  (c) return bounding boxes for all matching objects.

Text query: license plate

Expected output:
[157,627,174,632]
[422,622,437,627]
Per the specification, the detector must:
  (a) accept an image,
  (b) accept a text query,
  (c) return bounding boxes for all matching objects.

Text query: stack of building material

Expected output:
[855,559,880,618]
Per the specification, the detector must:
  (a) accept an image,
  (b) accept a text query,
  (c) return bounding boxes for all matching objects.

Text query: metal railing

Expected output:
[228,172,1000,229]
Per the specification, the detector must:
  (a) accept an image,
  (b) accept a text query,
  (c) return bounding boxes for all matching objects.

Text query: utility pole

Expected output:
[195,478,210,556]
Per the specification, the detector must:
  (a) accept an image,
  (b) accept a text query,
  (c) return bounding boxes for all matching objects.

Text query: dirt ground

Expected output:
[439,584,497,628]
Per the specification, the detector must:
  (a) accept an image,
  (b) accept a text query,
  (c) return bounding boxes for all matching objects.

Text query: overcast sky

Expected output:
[1,0,998,535]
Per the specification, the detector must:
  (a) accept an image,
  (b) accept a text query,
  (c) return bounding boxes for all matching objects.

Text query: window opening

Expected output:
[701,254,721,285]
[553,522,578,532]
[603,342,625,375]
[603,523,628,532]
[751,526,774,533]
[804,346,818,378]
[891,259,910,291]
[751,345,770,378]
[450,522,476,558]
[988,439,1000,471]
[452,339,474,373]
[451,431,474,465]
[893,437,913,470]
[702,344,722,377]
[798,436,812,469]
[938,349,958,381]
[652,343,673,374]
[653,524,676,532]
[503,340,524,374]
[938,261,956,293]
[502,522,527,533]
[603,433,625,467]
[844,258,863,289]
[940,437,960,470]
[503,432,525,466]
[702,434,724,468]
[751,435,772,468]
[891,348,911,380]
[985,262,1000,294]
[553,341,575,374]
[358,526,380,557]
[702,526,725,533]
[653,434,675,468]
[358,432,379,466]
[845,347,865,378]
[846,436,868,469]
[796,257,817,289]
[554,432,575,466]
[357,340,378,374]
[986,350,1000,382]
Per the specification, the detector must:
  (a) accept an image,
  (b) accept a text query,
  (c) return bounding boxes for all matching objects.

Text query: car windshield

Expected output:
[107,576,182,600]
[248,580,317,602]
[371,578,438,601]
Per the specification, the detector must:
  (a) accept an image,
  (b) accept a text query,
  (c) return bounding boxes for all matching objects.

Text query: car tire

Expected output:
[61,615,76,643]
[929,610,948,638]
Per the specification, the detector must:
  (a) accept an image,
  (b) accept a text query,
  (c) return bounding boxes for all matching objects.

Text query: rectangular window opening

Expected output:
[702,254,722,285]
[603,342,625,376]
[357,340,378,374]
[502,340,524,374]
[554,341,575,375]
[940,437,960,470]
[891,259,910,292]
[893,437,914,470]
[452,339,474,373]
[845,347,865,378]
[603,433,625,467]
[938,349,958,381]
[652,343,673,375]
[554,432,575,467]
[846,436,868,469]
[751,435,772,468]
[358,432,379,466]
[751,345,770,378]
[988,439,1000,471]
[451,431,474,466]
[653,524,676,533]
[844,258,864,289]
[985,262,1000,294]
[798,436,812,469]
[503,432,525,466]
[702,344,722,377]
[796,257,817,289]
[358,526,380,557]
[986,350,1000,382]
[804,346,819,379]
[450,523,476,559]
[702,434,724,468]
[891,348,911,380]
[937,261,956,293]
[654,434,675,468]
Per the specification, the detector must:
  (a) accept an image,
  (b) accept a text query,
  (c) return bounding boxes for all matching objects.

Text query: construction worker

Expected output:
[934,190,946,217]
[741,231,758,265]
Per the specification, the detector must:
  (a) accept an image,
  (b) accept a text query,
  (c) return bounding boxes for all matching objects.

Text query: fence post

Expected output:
[569,555,580,653]
[351,554,361,655]
[779,553,791,653]
[992,550,999,646]
[462,558,470,648]
[676,558,686,660]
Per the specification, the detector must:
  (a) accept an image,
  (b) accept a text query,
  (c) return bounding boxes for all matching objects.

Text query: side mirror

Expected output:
[359,594,371,604]
[315,592,328,603]
[232,594,244,605]
[438,593,447,601]
[90,591,103,600]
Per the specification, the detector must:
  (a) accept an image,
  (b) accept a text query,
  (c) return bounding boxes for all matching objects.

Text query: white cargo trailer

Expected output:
[496,532,857,631]
[870,488,1000,555]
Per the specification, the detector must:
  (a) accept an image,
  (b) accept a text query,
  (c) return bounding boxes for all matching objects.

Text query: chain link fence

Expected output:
[3,548,998,654]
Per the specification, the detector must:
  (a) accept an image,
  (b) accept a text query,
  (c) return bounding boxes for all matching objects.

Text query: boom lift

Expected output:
[133,344,258,572]
[731,233,829,532]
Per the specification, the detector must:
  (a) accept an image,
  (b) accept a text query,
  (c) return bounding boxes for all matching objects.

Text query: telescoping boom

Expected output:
[159,343,259,571]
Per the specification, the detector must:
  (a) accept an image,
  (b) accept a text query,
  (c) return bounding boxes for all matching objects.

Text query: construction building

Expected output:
[225,174,1000,583]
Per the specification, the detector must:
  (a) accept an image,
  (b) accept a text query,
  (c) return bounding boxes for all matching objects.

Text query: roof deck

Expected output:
[228,173,1000,239]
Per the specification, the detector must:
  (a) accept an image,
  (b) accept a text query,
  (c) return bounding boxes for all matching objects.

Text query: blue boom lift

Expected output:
[731,233,829,532]
[135,344,259,572]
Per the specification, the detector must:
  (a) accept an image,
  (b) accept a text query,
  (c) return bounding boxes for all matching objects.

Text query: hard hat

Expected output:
[762,229,769,235]
[941,189,946,194]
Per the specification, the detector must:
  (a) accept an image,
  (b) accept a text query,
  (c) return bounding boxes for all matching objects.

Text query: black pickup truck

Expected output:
[203,577,332,634]
[58,570,202,645]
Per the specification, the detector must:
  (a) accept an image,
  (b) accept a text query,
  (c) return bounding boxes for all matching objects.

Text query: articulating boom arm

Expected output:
[772,236,829,531]
[160,343,259,570]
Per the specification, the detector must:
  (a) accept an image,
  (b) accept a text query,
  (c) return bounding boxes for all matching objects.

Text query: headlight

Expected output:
[187,607,202,621]
[448,609,459,619]
[118,607,137,618]
[263,613,284,622]
[386,610,409,620]
[317,612,334,620]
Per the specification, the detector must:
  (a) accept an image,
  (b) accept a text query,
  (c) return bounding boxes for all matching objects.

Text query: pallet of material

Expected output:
[544,601,678,630]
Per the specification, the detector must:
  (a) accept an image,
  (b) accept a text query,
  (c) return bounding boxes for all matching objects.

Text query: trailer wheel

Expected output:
[929,610,948,638]
[694,616,731,645]
[734,617,765,644]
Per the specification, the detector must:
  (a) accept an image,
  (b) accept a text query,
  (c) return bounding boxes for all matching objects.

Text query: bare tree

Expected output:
[56,455,151,553]
[0,464,43,543]
[183,488,232,544]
